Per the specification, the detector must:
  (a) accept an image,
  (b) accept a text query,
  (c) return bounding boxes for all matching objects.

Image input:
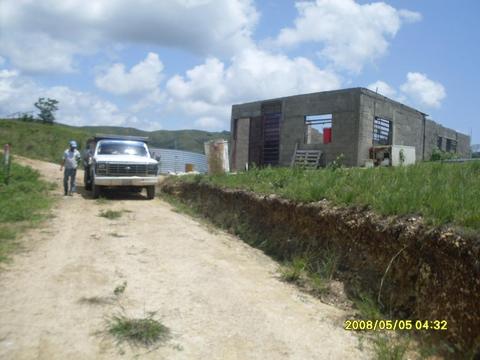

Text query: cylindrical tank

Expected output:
[204,139,230,175]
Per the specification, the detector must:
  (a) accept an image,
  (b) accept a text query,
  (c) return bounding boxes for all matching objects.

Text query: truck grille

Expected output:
[103,163,157,176]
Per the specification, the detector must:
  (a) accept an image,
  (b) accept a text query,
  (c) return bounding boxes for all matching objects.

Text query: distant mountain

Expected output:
[81,126,230,154]
[0,119,230,163]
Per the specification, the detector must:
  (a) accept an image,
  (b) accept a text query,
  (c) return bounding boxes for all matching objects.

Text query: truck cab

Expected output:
[83,135,159,199]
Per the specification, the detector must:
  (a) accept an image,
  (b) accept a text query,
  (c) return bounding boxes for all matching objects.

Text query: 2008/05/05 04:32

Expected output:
[344,320,448,331]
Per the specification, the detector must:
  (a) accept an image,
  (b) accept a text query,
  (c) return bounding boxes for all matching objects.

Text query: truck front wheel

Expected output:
[84,167,92,190]
[146,185,155,200]
[92,181,102,199]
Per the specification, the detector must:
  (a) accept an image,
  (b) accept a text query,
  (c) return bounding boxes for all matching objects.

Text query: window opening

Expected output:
[437,136,443,150]
[304,114,332,144]
[446,138,457,153]
[373,117,392,146]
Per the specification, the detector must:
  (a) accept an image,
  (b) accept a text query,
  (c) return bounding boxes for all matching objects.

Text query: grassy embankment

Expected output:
[0,161,54,263]
[0,120,91,163]
[171,162,480,231]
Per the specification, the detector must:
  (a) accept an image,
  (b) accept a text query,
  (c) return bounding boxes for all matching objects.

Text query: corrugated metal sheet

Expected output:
[150,148,207,174]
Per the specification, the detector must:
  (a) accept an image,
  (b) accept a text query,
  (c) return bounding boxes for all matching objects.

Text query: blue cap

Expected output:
[69,140,77,148]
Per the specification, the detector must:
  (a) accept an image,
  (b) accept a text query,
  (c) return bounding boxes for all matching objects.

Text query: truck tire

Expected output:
[84,167,92,190]
[146,185,155,200]
[92,181,102,199]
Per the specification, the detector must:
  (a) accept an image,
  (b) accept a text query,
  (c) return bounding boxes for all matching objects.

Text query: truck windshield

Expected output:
[97,142,148,156]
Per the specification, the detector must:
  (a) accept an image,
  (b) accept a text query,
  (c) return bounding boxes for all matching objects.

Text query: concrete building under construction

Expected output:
[230,88,471,170]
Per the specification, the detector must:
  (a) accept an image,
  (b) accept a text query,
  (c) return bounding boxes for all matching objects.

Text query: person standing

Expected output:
[60,140,81,196]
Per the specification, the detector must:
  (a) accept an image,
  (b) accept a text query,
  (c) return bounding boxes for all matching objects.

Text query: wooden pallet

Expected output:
[291,148,322,169]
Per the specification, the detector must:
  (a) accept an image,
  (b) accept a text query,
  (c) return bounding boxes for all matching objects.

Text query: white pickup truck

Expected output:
[83,135,159,199]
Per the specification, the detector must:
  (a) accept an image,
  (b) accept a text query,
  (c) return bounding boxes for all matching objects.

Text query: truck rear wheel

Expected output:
[146,185,155,200]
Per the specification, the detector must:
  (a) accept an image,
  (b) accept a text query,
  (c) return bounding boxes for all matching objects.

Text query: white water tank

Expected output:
[391,145,416,166]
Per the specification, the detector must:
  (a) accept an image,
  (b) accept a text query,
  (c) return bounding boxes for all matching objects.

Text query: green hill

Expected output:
[0,120,230,163]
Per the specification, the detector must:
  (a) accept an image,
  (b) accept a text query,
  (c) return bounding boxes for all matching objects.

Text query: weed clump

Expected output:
[280,257,306,282]
[372,335,409,360]
[113,281,127,296]
[280,249,339,296]
[99,210,123,220]
[107,314,170,347]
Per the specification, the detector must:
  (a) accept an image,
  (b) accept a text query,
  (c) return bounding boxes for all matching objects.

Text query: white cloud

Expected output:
[0,33,83,73]
[165,47,341,126]
[274,0,421,73]
[167,58,227,104]
[194,116,224,130]
[0,69,138,127]
[0,0,258,73]
[400,72,446,108]
[95,52,164,95]
[166,47,341,106]
[398,9,423,23]
[368,81,397,99]
[368,73,446,109]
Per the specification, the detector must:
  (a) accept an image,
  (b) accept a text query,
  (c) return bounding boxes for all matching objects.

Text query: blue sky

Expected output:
[0,0,478,143]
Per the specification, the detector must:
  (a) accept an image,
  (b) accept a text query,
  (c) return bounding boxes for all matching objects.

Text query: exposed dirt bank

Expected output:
[162,180,480,354]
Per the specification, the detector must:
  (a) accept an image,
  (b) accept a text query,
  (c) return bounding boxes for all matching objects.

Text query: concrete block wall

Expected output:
[231,102,261,171]
[456,133,471,156]
[424,120,441,156]
[232,118,250,171]
[281,89,360,167]
[358,89,426,164]
[424,120,471,159]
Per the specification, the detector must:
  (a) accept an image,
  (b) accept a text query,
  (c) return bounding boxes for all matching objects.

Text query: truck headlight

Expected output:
[147,164,158,175]
[95,162,107,174]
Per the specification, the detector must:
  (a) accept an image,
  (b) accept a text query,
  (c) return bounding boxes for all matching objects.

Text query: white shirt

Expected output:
[63,149,81,169]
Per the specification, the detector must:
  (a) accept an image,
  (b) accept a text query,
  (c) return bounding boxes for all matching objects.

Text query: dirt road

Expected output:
[0,158,369,359]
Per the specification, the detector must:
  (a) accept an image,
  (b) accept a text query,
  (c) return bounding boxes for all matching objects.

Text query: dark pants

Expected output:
[64,168,77,194]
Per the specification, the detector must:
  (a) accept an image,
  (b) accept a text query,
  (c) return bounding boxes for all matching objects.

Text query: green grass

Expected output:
[170,162,480,230]
[0,161,54,262]
[354,293,384,321]
[0,119,228,162]
[99,210,124,220]
[280,257,307,282]
[107,314,170,347]
[0,119,91,164]
[372,335,409,360]
[280,249,339,296]
[95,197,109,205]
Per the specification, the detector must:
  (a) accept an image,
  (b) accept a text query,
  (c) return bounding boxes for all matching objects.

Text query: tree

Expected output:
[19,112,35,122]
[34,97,59,124]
